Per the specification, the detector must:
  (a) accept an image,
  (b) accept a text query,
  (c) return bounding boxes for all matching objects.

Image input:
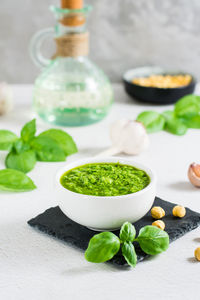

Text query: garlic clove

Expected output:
[0,82,13,116]
[110,119,150,156]
[110,119,130,151]
[122,121,149,155]
[188,163,200,187]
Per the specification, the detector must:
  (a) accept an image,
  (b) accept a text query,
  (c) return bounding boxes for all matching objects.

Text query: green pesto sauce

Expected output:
[60,163,150,196]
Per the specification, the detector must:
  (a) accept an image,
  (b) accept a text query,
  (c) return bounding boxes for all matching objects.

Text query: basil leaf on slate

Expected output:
[13,139,30,154]
[31,136,66,162]
[21,119,36,142]
[120,222,136,242]
[0,130,18,151]
[122,241,137,268]
[137,225,169,255]
[39,129,77,156]
[163,111,188,136]
[174,95,200,118]
[6,150,36,173]
[85,232,120,263]
[137,111,165,133]
[0,169,36,192]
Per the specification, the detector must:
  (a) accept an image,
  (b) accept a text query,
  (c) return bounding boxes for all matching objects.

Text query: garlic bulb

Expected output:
[97,119,150,157]
[0,82,13,116]
[188,163,200,187]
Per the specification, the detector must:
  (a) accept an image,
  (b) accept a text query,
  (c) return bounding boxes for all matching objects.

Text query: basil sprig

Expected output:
[163,111,188,136]
[122,241,137,267]
[6,150,37,174]
[136,111,165,133]
[0,119,77,174]
[137,225,169,255]
[0,169,36,192]
[38,129,77,156]
[136,94,200,135]
[85,222,169,268]
[21,119,36,143]
[0,130,18,150]
[120,221,136,242]
[85,232,120,263]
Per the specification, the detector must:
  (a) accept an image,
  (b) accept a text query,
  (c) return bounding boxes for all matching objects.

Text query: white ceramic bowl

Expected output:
[55,157,156,231]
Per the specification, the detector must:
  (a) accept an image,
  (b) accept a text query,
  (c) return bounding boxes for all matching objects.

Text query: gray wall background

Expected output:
[0,0,200,83]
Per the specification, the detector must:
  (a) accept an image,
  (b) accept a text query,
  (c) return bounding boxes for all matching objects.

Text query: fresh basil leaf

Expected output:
[85,232,120,263]
[165,120,187,136]
[0,130,18,151]
[39,129,77,156]
[181,115,200,129]
[174,95,200,118]
[137,225,169,255]
[120,222,136,242]
[162,110,174,119]
[6,150,36,173]
[31,136,66,162]
[137,111,165,133]
[163,111,188,136]
[21,119,36,142]
[13,139,30,154]
[0,169,36,192]
[122,241,137,267]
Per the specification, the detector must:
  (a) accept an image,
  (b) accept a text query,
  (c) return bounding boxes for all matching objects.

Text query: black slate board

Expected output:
[28,197,200,267]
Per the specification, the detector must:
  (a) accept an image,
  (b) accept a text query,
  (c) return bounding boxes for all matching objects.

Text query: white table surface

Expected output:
[1,84,200,300]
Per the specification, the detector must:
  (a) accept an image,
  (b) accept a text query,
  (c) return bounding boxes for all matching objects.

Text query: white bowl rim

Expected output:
[56,157,156,200]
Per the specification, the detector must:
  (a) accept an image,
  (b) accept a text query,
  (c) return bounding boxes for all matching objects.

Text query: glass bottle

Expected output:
[30,5,114,126]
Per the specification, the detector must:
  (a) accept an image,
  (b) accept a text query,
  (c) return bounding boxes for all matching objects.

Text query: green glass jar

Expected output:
[30,5,113,126]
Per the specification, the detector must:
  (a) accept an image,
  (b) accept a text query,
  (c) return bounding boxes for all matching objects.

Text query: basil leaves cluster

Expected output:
[85,222,169,268]
[0,119,77,192]
[136,94,200,136]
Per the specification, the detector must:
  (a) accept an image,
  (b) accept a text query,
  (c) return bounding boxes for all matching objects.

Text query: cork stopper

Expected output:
[60,0,85,26]
[61,0,83,9]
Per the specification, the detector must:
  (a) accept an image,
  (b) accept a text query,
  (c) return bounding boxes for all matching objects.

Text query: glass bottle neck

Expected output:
[50,5,92,36]
[50,5,91,59]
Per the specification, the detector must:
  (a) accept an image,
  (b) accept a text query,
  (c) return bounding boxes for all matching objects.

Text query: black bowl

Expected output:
[123,67,196,105]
